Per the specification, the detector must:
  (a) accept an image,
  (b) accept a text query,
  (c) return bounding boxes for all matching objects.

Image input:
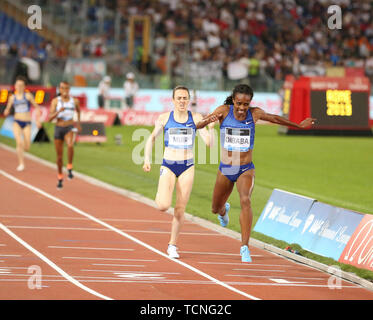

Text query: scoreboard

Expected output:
[281,76,372,134]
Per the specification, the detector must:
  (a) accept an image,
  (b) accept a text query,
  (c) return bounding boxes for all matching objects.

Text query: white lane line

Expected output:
[8,226,110,232]
[92,264,146,268]
[48,246,134,251]
[6,225,218,236]
[198,261,262,266]
[0,215,175,224]
[63,256,157,262]
[0,169,261,300]
[0,215,198,225]
[225,274,326,281]
[269,278,307,284]
[0,244,6,246]
[233,264,293,269]
[0,223,112,300]
[0,254,21,257]
[0,277,360,288]
[81,269,181,275]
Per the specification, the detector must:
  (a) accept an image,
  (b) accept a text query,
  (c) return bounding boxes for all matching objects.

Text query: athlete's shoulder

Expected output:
[191,111,203,122]
[156,112,171,126]
[215,104,230,114]
[250,106,265,115]
[51,96,59,104]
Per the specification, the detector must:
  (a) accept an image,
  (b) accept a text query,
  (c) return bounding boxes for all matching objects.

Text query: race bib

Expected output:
[168,127,194,149]
[223,128,251,151]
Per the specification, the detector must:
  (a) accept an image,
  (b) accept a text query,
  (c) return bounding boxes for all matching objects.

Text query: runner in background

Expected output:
[48,81,81,189]
[196,83,316,262]
[3,76,41,171]
[143,86,216,259]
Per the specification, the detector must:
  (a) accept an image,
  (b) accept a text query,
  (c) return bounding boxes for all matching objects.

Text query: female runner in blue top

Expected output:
[196,84,316,262]
[143,86,215,259]
[3,76,41,171]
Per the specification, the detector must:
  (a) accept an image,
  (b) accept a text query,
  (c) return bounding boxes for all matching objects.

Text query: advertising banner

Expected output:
[298,202,364,260]
[338,214,373,271]
[254,189,366,261]
[253,189,316,243]
[69,87,283,116]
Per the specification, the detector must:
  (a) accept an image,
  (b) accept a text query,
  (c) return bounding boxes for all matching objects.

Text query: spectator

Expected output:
[123,72,139,109]
[98,75,111,109]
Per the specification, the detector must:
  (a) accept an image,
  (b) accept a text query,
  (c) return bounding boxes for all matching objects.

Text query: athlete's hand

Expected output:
[76,123,82,133]
[143,162,151,172]
[3,109,9,117]
[36,120,42,129]
[58,107,65,113]
[299,118,316,128]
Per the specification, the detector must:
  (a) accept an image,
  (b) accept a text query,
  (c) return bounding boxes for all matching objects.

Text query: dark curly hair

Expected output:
[224,84,254,105]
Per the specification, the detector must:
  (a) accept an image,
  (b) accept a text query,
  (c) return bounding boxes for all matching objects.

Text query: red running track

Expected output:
[0,145,372,300]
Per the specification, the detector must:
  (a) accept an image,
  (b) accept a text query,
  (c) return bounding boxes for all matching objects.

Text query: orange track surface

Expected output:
[0,146,372,301]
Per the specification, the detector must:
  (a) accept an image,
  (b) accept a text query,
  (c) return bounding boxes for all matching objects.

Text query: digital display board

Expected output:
[310,90,370,129]
[281,76,371,134]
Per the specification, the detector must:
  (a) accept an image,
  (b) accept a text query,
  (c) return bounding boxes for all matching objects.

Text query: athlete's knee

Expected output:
[156,199,170,212]
[240,196,252,210]
[174,206,185,219]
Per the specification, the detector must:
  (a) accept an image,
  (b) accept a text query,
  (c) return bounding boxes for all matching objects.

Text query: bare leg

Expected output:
[155,166,176,211]
[54,139,64,178]
[65,131,75,167]
[13,122,25,168]
[236,170,255,246]
[211,170,234,216]
[169,166,194,246]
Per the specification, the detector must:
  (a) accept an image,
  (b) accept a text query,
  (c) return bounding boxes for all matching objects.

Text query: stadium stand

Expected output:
[0,0,372,90]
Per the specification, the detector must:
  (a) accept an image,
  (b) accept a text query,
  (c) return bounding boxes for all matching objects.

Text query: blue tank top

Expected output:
[220,105,255,152]
[164,111,196,149]
[13,94,31,113]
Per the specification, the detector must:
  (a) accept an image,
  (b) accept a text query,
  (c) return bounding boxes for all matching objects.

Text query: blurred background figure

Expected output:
[123,72,139,109]
[97,75,111,109]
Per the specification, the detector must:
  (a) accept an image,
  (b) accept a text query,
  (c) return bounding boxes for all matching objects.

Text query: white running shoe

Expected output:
[16,164,25,171]
[167,244,180,259]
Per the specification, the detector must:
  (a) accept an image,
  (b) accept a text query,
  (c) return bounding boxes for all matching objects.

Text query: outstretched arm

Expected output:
[254,107,316,129]
[195,105,227,129]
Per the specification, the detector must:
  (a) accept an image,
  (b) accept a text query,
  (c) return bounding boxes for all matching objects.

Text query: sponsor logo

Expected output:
[302,214,315,234]
[339,215,373,271]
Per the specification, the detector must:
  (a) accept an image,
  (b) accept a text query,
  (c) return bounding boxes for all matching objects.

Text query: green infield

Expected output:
[1,119,372,280]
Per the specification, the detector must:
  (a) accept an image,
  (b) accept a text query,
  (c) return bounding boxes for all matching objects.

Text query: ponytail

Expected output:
[224,95,234,105]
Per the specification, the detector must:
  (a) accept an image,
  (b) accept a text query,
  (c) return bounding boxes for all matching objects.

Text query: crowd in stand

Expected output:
[1,0,373,82]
